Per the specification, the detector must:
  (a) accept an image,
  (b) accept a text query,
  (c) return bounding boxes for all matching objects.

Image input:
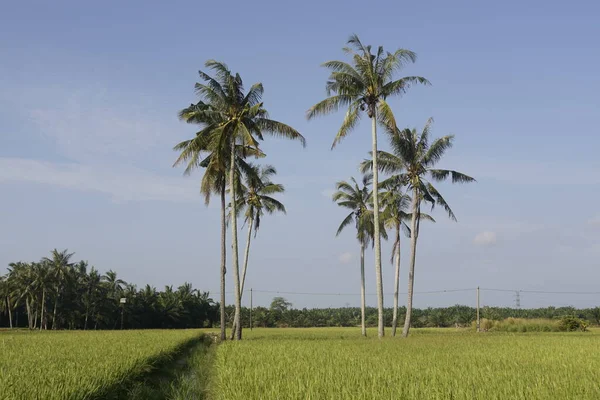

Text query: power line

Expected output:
[482,288,600,295]
[207,288,600,296]
[209,288,476,296]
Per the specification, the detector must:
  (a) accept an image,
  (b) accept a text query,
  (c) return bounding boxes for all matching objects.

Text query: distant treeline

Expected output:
[1,250,218,330]
[2,250,599,330]
[229,299,600,329]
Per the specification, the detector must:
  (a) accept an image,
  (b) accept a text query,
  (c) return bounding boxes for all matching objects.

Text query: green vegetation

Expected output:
[0,330,204,399]
[212,328,600,399]
[476,317,589,332]
[0,251,218,330]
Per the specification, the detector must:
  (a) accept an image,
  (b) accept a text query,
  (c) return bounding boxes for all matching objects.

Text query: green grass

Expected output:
[212,327,600,399]
[0,329,203,400]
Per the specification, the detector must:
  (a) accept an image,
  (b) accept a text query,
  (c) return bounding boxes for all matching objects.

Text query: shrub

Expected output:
[558,316,588,332]
[472,317,589,333]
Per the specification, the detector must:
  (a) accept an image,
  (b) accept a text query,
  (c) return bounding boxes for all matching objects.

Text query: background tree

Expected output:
[42,249,74,330]
[332,173,387,336]
[365,118,475,337]
[230,164,286,337]
[308,34,429,337]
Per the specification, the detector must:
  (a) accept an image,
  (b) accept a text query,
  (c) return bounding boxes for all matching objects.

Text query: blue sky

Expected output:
[1,0,599,308]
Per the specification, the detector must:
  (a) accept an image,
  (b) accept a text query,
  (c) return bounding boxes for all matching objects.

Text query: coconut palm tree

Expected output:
[363,118,475,337]
[176,60,304,340]
[0,275,13,328]
[307,34,429,337]
[42,249,74,329]
[175,95,266,341]
[380,185,435,336]
[230,164,286,337]
[174,134,263,341]
[332,173,387,336]
[82,267,102,330]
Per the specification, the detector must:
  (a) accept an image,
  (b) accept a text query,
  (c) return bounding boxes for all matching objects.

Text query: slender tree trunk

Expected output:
[229,139,242,340]
[25,297,31,329]
[7,297,13,329]
[370,111,384,338]
[84,310,89,331]
[40,289,45,331]
[52,288,59,330]
[392,222,401,337]
[360,242,366,337]
[402,188,420,338]
[220,185,227,341]
[231,215,253,338]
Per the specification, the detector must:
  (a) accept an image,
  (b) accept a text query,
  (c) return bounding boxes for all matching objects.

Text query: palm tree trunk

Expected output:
[370,111,384,338]
[402,189,420,338]
[229,139,242,340]
[40,289,45,331]
[220,185,227,341]
[391,222,401,337]
[26,297,32,329]
[7,297,13,328]
[52,289,59,330]
[231,215,254,338]
[360,242,366,337]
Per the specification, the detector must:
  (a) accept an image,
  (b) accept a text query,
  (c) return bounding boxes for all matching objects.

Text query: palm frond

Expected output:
[429,169,476,184]
[425,182,457,221]
[332,102,361,149]
[376,100,397,133]
[336,212,355,236]
[306,95,355,120]
[255,118,306,147]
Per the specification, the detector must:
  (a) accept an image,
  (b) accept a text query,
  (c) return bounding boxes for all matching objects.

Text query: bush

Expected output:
[558,316,588,332]
[472,317,589,333]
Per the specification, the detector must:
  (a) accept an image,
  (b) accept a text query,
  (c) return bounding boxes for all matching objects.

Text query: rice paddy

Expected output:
[0,330,203,400]
[2,327,599,399]
[211,328,600,400]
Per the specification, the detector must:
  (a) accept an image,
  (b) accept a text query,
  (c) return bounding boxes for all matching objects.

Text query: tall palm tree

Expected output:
[332,173,387,336]
[230,164,286,337]
[174,139,262,340]
[380,185,434,336]
[175,97,265,341]
[307,34,429,337]
[82,267,102,330]
[364,118,475,337]
[175,60,304,340]
[42,249,74,330]
[0,275,13,328]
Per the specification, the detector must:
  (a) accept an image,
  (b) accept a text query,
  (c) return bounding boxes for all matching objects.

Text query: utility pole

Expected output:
[120,298,126,330]
[250,288,253,331]
[515,291,521,309]
[476,287,480,332]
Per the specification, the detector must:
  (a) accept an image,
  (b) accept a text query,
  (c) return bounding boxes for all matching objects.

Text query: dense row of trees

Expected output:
[0,250,218,329]
[229,299,600,329]
[3,253,598,330]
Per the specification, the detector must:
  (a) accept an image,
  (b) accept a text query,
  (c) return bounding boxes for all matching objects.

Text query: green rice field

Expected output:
[0,330,203,399]
[2,328,599,399]
[211,328,600,400]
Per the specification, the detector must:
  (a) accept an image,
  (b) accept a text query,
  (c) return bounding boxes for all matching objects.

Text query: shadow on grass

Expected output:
[87,334,216,400]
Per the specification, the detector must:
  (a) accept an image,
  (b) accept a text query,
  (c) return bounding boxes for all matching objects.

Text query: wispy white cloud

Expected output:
[338,252,353,264]
[473,231,497,246]
[0,158,202,203]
